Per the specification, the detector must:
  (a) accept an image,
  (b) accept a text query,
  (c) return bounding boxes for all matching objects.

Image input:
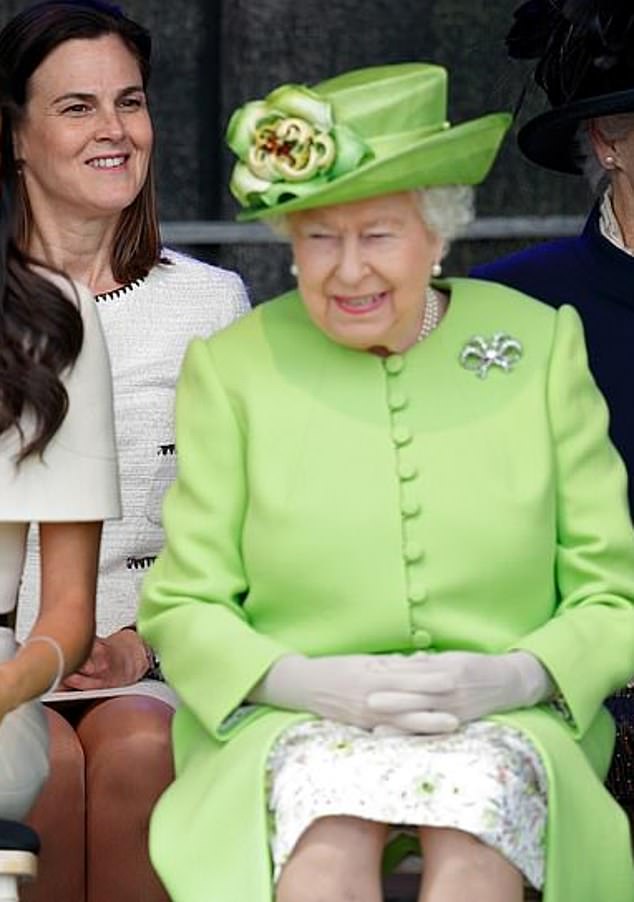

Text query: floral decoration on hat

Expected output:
[227,85,371,210]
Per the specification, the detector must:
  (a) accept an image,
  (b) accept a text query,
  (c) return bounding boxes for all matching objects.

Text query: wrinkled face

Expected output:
[288,192,443,351]
[14,34,153,224]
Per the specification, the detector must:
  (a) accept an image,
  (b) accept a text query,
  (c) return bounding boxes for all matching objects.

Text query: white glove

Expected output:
[367,650,553,726]
[249,653,460,733]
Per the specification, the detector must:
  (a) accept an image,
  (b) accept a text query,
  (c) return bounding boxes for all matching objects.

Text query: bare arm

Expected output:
[0,521,101,712]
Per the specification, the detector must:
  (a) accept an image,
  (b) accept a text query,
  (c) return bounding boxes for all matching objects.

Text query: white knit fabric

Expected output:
[18,250,250,638]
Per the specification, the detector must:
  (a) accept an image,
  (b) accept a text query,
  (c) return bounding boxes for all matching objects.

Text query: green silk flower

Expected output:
[227,84,371,209]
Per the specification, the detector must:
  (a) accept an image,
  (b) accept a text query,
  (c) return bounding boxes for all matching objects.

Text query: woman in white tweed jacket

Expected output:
[0,3,249,901]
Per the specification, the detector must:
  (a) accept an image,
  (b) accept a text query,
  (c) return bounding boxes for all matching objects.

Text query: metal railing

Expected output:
[159,215,585,246]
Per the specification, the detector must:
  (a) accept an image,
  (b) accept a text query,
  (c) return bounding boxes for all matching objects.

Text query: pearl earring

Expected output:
[605,155,616,169]
[290,262,298,278]
[431,261,442,278]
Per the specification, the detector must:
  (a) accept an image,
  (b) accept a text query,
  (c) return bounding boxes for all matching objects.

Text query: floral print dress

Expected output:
[266,719,547,889]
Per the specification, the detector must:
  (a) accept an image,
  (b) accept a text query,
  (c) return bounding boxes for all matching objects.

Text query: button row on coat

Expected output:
[383,353,431,651]
[388,391,408,412]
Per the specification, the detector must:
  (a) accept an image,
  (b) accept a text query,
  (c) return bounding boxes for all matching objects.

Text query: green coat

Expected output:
[139,278,634,902]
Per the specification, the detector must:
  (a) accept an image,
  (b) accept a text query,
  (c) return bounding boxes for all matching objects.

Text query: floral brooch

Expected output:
[226,84,371,209]
[459,333,523,379]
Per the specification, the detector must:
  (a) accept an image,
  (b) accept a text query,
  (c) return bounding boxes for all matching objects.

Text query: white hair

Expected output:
[412,186,475,248]
[267,185,475,255]
[574,114,634,194]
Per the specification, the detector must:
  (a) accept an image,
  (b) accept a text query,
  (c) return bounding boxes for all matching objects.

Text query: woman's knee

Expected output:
[76,696,173,796]
[276,816,386,902]
[419,826,519,884]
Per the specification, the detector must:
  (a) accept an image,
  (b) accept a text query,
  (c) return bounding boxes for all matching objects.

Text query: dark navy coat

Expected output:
[472,203,634,517]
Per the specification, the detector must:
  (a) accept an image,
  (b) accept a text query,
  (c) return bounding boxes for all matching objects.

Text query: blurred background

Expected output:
[2,0,593,304]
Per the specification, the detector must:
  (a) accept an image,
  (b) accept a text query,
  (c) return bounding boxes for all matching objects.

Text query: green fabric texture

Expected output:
[227,63,511,220]
[139,278,634,902]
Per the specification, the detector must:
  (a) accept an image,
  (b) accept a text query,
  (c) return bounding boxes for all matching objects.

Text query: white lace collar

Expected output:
[598,188,634,257]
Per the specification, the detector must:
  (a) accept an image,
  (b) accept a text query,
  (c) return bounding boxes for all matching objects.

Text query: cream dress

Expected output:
[0,274,120,818]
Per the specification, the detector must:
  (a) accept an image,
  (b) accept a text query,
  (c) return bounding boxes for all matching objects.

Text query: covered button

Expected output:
[412,629,431,648]
[401,497,421,518]
[403,540,423,563]
[392,425,412,446]
[398,460,418,481]
[384,354,405,375]
[388,391,408,411]
[408,585,428,604]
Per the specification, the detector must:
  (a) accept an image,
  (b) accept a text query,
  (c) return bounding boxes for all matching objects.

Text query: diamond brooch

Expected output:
[459,333,523,379]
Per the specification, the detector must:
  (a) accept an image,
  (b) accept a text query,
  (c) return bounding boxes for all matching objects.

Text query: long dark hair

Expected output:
[0,1,159,461]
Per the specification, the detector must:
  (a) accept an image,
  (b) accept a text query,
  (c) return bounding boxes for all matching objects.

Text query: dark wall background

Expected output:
[2,0,593,303]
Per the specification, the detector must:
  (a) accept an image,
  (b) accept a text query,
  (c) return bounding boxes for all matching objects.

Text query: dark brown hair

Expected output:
[0,1,159,460]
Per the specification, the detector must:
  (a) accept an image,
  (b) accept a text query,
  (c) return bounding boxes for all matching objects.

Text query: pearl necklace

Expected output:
[417,286,442,342]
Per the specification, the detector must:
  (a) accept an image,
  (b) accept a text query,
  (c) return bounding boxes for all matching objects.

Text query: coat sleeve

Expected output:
[0,279,120,521]
[138,337,291,739]
[512,304,634,737]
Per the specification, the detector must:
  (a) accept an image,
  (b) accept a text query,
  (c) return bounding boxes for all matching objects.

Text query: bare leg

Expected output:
[76,695,173,902]
[418,826,524,902]
[276,815,388,902]
[23,708,85,902]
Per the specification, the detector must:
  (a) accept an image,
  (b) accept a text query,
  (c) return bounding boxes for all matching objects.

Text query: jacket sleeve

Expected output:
[1,279,121,522]
[512,304,634,737]
[138,337,291,739]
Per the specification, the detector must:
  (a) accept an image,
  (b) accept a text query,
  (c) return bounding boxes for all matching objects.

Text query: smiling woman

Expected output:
[139,62,634,902]
[16,34,153,232]
[288,193,444,351]
[0,3,249,902]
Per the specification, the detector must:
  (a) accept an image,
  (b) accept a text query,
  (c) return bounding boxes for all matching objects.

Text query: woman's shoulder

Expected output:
[457,275,557,317]
[451,276,560,336]
[449,277,586,376]
[156,248,247,293]
[442,277,580,376]
[0,273,120,522]
[197,290,305,346]
[182,291,317,384]
[130,250,251,328]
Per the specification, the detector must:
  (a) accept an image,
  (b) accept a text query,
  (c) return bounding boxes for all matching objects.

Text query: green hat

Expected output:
[226,63,511,221]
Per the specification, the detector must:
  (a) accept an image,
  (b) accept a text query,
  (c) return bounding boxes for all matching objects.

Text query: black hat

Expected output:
[508,0,634,174]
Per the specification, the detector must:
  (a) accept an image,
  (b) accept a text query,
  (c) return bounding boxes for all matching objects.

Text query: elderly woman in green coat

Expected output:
[139,63,634,902]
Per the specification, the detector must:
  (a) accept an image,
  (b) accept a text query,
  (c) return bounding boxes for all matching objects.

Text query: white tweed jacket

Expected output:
[18,249,250,638]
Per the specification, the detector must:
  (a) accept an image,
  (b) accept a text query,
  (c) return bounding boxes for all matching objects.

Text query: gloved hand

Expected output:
[367,650,553,726]
[248,653,460,733]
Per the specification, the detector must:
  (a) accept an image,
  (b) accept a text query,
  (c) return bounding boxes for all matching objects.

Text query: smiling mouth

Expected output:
[334,292,387,315]
[86,155,128,170]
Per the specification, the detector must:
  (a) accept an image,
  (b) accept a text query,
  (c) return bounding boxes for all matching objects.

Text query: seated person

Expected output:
[0,2,249,900]
[140,62,634,902]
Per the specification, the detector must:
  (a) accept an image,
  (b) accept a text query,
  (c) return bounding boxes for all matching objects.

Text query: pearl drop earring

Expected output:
[605,155,616,168]
[290,262,298,278]
[431,261,442,278]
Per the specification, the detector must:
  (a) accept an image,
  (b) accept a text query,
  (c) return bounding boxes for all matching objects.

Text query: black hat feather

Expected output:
[507,0,634,173]
[508,0,634,106]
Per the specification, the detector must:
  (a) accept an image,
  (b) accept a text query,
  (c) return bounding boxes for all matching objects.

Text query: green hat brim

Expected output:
[236,112,511,222]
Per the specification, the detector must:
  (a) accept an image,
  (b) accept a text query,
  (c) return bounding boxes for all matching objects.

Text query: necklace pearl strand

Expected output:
[416,285,443,342]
